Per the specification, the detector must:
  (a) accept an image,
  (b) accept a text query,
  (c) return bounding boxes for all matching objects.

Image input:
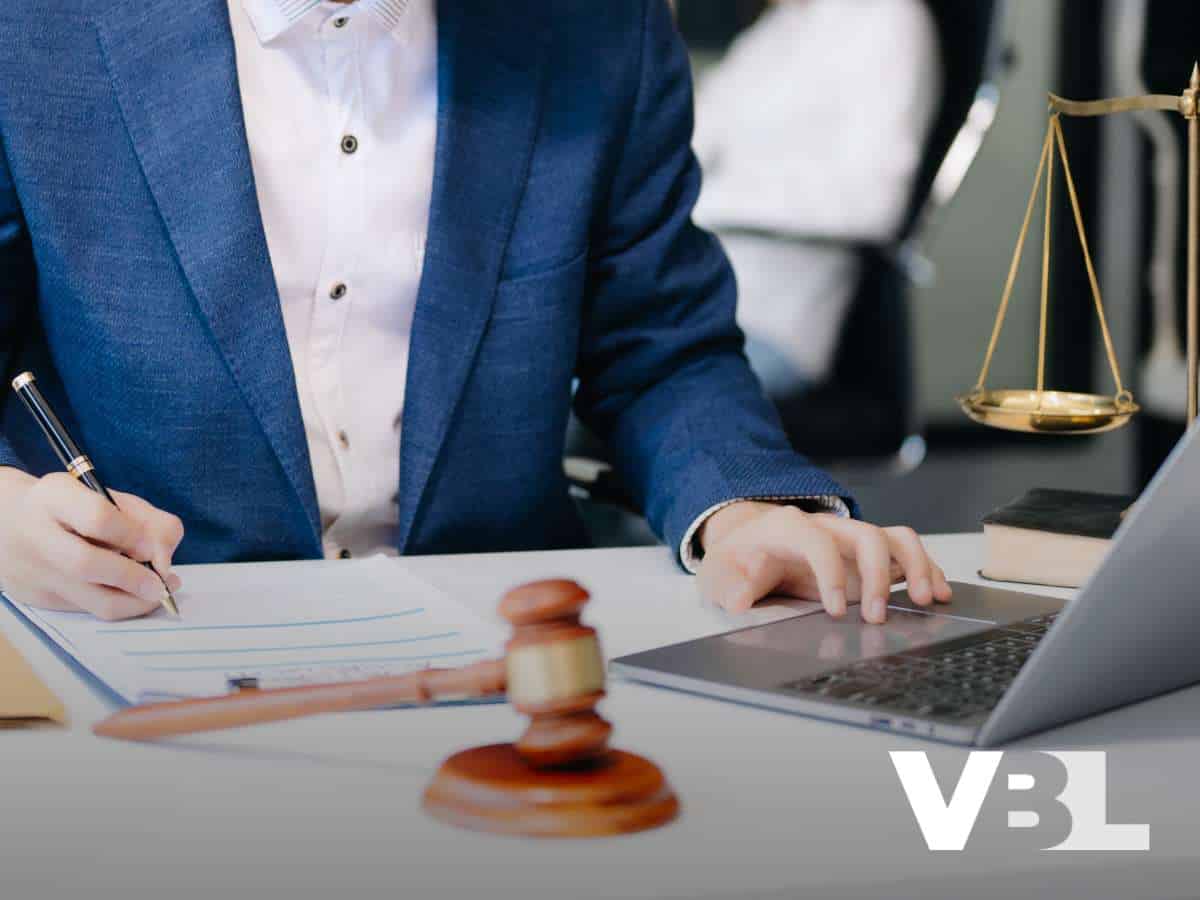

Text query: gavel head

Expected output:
[498,579,612,769]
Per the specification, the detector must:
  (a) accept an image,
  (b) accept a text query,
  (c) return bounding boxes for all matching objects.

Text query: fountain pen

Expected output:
[10,371,179,617]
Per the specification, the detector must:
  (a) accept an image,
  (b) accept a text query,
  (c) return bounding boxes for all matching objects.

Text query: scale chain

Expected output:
[1037,116,1056,395]
[974,120,1054,393]
[1052,115,1128,398]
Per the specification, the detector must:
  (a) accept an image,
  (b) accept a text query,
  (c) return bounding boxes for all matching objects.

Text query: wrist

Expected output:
[698,500,780,555]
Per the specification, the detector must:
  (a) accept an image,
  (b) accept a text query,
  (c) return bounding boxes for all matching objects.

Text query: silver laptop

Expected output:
[612,423,1200,746]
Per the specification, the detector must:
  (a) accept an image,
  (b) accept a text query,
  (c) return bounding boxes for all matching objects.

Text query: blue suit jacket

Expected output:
[0,0,850,565]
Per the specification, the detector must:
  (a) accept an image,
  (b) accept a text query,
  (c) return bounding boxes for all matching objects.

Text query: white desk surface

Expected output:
[1,535,1197,900]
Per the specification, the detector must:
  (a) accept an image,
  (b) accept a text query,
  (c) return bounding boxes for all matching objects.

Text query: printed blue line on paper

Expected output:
[143,648,486,672]
[96,608,425,635]
[121,631,461,657]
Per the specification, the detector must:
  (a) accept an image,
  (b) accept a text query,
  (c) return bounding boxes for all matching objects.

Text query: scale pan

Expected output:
[958,389,1139,434]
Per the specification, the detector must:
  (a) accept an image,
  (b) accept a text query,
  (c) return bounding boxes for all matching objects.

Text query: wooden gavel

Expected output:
[95,580,609,762]
[95,579,678,837]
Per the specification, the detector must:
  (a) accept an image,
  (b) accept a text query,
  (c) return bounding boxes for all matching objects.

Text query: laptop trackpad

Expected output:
[702,609,998,688]
[727,608,988,656]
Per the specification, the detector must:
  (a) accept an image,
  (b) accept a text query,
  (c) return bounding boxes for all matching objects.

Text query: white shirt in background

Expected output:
[692,0,942,383]
[228,0,436,559]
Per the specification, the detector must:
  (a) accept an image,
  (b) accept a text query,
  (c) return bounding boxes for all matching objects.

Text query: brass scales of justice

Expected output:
[960,64,1200,434]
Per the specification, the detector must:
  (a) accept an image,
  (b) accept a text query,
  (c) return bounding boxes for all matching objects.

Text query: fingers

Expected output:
[700,511,848,618]
[31,477,185,580]
[812,517,892,623]
[817,518,953,619]
[6,541,162,621]
[35,474,150,558]
[882,526,952,604]
[40,526,168,608]
[930,560,953,603]
[46,576,161,621]
[884,526,934,607]
[790,520,848,618]
[112,491,185,578]
[7,587,77,614]
[699,548,788,614]
[847,524,892,624]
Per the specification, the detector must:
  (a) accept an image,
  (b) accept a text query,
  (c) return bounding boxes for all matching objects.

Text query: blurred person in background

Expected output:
[691,0,942,400]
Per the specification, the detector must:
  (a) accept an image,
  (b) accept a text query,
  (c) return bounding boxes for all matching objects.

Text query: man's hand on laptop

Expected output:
[697,502,952,624]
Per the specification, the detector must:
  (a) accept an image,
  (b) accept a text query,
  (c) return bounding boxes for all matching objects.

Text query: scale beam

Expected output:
[1048,93,1182,117]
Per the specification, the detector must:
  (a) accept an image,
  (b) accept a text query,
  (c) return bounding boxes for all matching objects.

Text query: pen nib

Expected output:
[162,588,181,618]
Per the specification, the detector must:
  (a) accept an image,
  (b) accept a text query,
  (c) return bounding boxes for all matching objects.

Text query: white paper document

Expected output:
[8,558,506,705]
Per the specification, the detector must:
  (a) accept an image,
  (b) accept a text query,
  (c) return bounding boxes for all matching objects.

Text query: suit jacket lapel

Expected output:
[94,0,321,545]
[396,2,548,551]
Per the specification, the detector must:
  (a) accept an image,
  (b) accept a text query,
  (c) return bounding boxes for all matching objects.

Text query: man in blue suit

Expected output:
[0,0,950,621]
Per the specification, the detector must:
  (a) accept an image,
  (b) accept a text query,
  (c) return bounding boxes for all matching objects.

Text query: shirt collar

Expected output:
[240,0,416,44]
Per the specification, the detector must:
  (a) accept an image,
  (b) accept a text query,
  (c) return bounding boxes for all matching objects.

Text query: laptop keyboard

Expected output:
[779,612,1061,722]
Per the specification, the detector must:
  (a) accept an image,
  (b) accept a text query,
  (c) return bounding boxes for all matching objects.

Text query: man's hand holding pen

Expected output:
[0,468,183,621]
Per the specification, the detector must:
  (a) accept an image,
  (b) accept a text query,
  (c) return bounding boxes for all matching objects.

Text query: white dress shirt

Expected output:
[228,0,843,569]
[692,0,941,382]
[229,0,436,559]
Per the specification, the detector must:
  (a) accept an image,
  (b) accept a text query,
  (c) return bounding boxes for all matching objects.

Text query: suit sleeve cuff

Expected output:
[678,495,851,573]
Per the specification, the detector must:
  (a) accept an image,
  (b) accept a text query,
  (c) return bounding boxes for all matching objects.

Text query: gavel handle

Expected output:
[92,659,507,742]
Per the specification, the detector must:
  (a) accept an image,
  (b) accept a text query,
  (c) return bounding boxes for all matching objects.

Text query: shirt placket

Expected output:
[312,8,366,558]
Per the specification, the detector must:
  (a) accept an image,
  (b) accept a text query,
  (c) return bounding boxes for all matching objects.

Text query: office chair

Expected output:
[566,0,1009,515]
[768,0,1009,473]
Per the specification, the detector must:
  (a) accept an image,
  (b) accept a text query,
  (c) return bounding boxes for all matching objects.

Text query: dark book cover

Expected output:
[981,489,1135,540]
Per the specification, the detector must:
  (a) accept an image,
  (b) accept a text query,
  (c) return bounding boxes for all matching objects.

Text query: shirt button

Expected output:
[340,134,359,155]
[333,16,349,28]
[329,282,348,301]
[339,548,352,560]
[337,430,350,450]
